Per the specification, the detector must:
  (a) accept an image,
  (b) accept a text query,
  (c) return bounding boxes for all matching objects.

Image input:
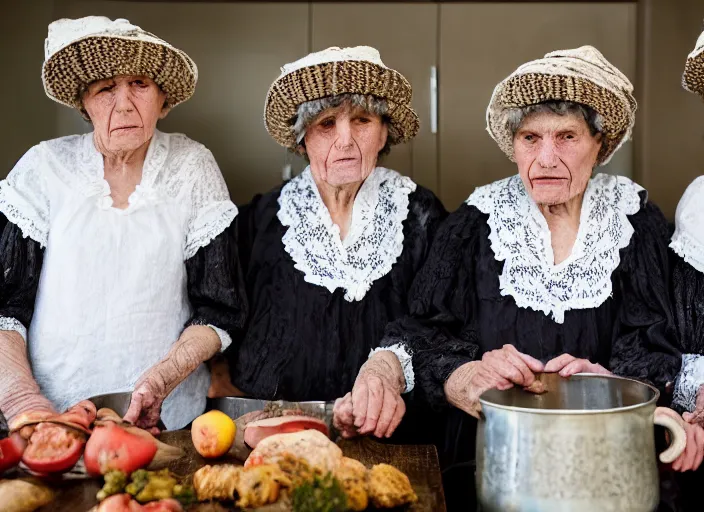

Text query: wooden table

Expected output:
[37,430,446,511]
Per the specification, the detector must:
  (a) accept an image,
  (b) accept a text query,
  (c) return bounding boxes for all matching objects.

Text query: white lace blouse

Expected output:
[0,130,238,429]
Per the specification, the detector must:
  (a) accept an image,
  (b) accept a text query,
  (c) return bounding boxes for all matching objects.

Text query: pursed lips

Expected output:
[532,176,568,184]
[111,126,140,133]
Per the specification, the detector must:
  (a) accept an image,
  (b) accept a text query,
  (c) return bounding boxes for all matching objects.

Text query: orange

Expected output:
[191,410,236,458]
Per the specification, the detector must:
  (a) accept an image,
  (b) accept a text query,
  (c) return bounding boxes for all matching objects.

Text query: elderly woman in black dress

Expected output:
[335,46,704,508]
[670,29,704,426]
[213,46,445,437]
[661,29,704,512]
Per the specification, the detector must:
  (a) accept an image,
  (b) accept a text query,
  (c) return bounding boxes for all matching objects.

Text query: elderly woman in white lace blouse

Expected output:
[336,47,704,500]
[0,16,245,432]
[209,47,445,440]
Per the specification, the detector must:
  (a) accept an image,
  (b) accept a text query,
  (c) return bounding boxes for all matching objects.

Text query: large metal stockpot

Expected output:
[476,373,686,512]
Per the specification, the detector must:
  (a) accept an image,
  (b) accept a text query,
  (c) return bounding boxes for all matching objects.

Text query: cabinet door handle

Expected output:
[430,65,438,135]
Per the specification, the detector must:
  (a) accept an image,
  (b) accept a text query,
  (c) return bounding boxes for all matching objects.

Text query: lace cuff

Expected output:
[184,202,237,260]
[369,343,415,394]
[673,354,704,412]
[209,324,233,352]
[0,317,27,342]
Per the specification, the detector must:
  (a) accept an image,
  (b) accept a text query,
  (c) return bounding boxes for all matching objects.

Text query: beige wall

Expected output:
[438,3,637,210]
[3,1,704,217]
[52,0,310,205]
[637,0,704,218]
[0,1,57,173]
[310,3,439,191]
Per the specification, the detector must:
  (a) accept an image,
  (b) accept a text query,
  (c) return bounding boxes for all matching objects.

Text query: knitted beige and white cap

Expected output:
[683,29,704,97]
[264,46,419,149]
[43,16,198,110]
[486,45,637,165]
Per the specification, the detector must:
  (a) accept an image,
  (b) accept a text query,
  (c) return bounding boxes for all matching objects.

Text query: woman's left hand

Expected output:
[544,353,611,378]
[334,351,406,439]
[682,384,704,426]
[124,373,167,434]
[124,325,223,432]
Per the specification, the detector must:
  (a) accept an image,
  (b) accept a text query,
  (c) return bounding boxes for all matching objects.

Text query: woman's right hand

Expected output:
[445,345,544,418]
[659,407,704,472]
[332,351,406,439]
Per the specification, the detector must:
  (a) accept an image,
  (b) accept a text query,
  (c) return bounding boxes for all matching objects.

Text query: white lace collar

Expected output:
[277,166,417,301]
[467,173,644,323]
[670,176,704,274]
[77,129,170,211]
[0,129,236,257]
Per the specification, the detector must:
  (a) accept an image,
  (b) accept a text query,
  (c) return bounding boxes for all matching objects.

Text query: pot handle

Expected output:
[654,408,687,464]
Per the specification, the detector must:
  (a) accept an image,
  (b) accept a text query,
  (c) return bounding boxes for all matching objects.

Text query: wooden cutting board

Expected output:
[35,430,446,511]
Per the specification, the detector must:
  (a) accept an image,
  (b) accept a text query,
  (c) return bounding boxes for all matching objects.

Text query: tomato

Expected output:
[22,423,86,474]
[0,433,26,473]
[84,423,157,476]
[96,494,143,512]
[97,495,182,512]
[142,499,183,512]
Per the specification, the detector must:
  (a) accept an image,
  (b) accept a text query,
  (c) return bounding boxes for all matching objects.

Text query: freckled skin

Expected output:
[513,111,602,207]
[304,104,388,188]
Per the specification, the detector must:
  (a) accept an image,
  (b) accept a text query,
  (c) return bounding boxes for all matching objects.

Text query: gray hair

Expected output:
[507,101,605,139]
[290,93,393,157]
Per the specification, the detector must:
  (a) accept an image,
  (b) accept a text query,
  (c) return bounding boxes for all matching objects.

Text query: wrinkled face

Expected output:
[304,103,388,187]
[513,111,602,206]
[82,75,169,154]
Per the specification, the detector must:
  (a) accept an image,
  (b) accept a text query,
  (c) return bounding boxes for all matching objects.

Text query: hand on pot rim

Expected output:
[543,353,611,377]
[445,345,544,418]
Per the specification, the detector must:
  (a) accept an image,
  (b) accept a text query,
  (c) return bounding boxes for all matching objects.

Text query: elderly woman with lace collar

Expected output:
[665,35,704,505]
[668,172,704,509]
[213,47,445,429]
[0,17,245,432]
[335,45,702,506]
[671,176,704,423]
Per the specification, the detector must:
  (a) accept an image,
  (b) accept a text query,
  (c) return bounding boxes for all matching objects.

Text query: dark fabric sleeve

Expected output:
[0,213,44,331]
[382,206,483,408]
[405,186,448,270]
[670,255,704,355]
[609,199,683,400]
[185,223,248,348]
[234,191,276,277]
